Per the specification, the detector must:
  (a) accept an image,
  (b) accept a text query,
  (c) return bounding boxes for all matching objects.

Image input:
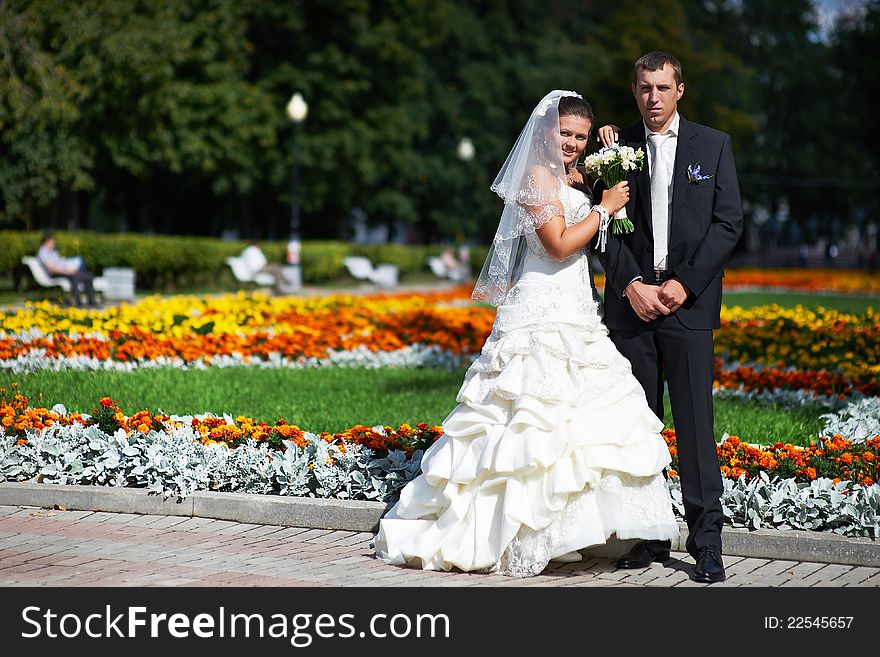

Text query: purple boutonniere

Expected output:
[687,162,713,183]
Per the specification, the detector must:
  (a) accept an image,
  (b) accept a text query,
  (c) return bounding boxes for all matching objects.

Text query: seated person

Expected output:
[37,231,98,308]
[439,247,468,281]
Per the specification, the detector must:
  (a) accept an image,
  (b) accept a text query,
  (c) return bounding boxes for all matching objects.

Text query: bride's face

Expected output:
[558,115,592,168]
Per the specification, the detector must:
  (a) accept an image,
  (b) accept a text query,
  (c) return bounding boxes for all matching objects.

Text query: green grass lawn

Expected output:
[721,290,876,313]
[1,368,826,445]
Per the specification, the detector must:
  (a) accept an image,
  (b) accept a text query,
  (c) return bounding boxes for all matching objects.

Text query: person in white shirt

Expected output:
[596,51,744,584]
[37,231,98,307]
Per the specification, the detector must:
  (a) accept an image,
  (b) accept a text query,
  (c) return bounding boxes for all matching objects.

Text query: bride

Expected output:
[373,90,679,577]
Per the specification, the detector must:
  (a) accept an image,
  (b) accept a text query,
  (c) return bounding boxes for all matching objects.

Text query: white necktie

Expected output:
[648,132,670,270]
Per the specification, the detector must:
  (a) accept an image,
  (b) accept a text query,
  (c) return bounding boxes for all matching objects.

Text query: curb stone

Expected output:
[1,482,877,567]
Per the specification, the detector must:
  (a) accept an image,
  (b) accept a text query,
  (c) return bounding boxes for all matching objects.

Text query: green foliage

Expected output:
[298,241,350,283]
[0,0,875,243]
[1,231,475,288]
[1,367,825,443]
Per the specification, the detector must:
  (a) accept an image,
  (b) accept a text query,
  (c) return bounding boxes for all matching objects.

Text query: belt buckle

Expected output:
[653,268,667,284]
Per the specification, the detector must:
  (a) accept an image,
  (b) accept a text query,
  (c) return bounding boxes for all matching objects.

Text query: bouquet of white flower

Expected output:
[581,143,645,235]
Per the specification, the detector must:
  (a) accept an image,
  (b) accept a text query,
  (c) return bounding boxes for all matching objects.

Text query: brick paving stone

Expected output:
[168,517,215,531]
[0,535,36,550]
[87,512,141,524]
[308,530,356,544]
[836,566,879,585]
[645,569,691,587]
[53,510,98,521]
[1,510,877,588]
[190,519,241,533]
[780,564,854,587]
[294,528,339,541]
[593,569,633,581]
[143,516,191,529]
[725,558,769,576]
[782,562,826,579]
[86,511,131,524]
[748,560,800,578]
[735,575,794,587]
[238,525,288,538]
[322,530,362,544]
[209,522,264,536]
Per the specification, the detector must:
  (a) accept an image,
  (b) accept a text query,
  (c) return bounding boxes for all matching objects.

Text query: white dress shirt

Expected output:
[622,112,680,297]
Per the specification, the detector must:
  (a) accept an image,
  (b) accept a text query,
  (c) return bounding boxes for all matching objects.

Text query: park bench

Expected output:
[343,256,399,289]
[21,256,110,296]
[225,255,277,287]
[427,256,468,282]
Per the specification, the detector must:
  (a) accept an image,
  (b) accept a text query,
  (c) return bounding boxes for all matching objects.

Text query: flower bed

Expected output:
[716,268,880,294]
[2,394,877,537]
[716,305,880,388]
[2,289,877,401]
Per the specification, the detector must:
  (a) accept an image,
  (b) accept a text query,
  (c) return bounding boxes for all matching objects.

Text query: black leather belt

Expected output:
[653,269,670,284]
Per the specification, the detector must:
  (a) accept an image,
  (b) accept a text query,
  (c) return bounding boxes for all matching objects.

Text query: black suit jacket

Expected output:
[597,115,743,330]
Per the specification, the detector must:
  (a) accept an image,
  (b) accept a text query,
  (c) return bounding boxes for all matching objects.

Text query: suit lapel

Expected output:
[671,116,696,240]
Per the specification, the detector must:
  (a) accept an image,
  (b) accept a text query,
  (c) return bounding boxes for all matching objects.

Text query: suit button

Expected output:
[645,247,651,253]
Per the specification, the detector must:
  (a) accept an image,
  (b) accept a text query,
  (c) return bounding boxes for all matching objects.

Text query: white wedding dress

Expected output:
[374,183,680,577]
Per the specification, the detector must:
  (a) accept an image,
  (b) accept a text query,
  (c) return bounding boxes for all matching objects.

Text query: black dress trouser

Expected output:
[59,265,97,307]
[610,311,724,557]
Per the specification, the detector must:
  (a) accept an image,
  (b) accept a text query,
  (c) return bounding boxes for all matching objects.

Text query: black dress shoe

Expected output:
[691,546,726,583]
[616,540,671,569]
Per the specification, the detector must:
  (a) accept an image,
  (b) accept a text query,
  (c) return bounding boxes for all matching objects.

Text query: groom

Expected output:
[597,51,743,583]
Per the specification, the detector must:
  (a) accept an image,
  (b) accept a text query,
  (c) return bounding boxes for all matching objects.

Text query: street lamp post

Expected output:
[284,92,308,292]
[456,136,475,249]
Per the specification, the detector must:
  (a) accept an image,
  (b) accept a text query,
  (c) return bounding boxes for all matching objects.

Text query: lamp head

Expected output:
[457,137,475,161]
[286,92,308,122]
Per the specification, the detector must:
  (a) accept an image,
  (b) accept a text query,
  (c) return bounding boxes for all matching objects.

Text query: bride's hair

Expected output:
[535,95,594,167]
[557,95,594,124]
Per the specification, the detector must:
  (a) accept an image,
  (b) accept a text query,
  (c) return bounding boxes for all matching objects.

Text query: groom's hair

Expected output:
[633,51,682,86]
[558,95,594,123]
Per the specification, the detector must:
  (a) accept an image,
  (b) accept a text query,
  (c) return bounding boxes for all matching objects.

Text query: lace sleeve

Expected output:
[513,168,564,236]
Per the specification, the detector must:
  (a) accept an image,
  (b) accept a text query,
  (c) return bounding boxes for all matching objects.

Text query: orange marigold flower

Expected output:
[804,467,817,480]
[100,397,114,407]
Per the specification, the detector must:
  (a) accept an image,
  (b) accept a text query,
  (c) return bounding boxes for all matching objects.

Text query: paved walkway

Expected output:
[1,505,878,588]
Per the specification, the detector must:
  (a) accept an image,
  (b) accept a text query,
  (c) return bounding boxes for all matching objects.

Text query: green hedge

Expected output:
[1,230,487,290]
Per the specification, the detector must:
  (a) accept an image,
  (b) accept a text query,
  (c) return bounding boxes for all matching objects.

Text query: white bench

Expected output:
[427,256,468,282]
[343,256,399,289]
[225,255,276,287]
[21,256,109,294]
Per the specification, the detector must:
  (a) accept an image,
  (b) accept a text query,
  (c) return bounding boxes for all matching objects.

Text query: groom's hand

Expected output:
[624,280,672,322]
[597,124,620,147]
[657,279,691,313]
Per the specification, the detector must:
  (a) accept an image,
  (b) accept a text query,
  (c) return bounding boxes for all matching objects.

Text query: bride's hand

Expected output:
[597,124,619,147]
[600,181,629,215]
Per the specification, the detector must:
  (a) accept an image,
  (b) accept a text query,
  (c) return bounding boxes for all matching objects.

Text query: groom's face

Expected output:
[632,64,684,133]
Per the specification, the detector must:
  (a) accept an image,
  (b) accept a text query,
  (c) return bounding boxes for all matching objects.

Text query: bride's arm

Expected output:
[533,181,630,262]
